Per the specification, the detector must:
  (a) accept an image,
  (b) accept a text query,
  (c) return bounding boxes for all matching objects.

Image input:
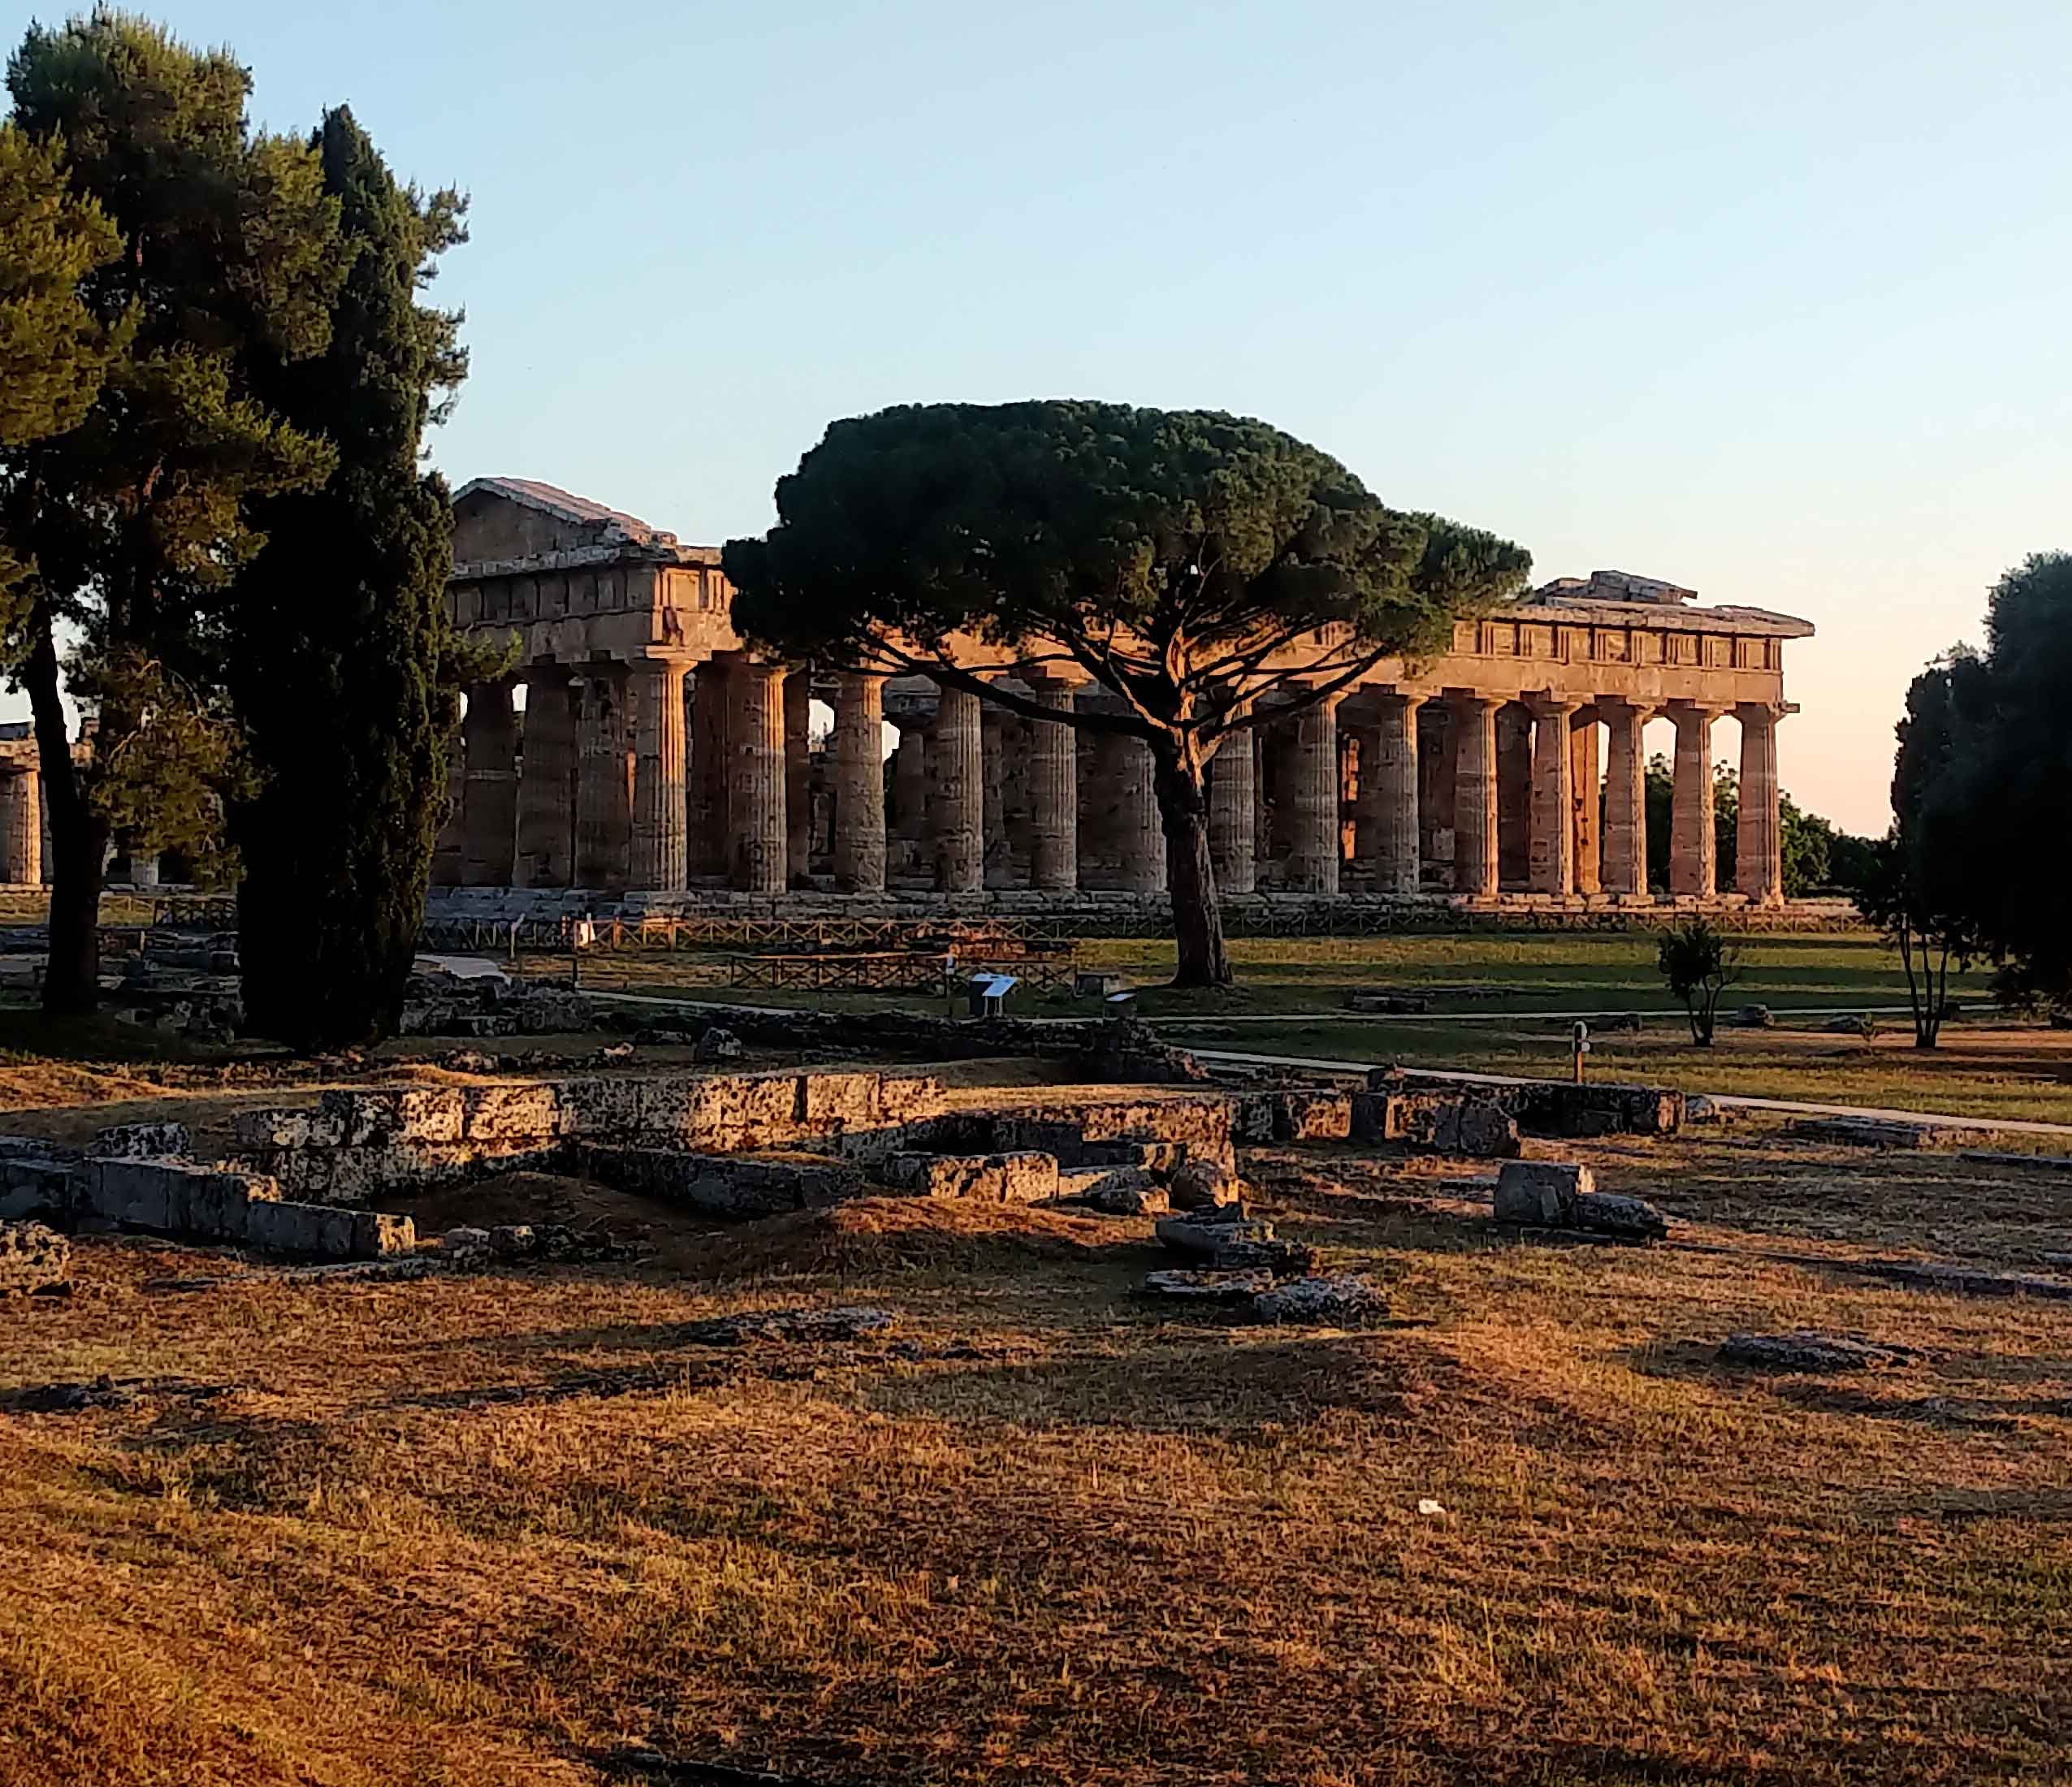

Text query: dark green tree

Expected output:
[1656,915,1742,1045]
[2,14,342,1014]
[0,121,123,592]
[1854,655,1988,1047]
[724,401,1529,986]
[230,107,469,1048]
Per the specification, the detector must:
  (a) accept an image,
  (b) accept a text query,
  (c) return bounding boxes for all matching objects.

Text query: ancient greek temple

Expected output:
[434,478,1815,906]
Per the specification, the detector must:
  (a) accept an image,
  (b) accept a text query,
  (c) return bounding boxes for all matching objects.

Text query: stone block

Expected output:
[240,1198,415,1260]
[89,1157,174,1231]
[233,1106,347,1149]
[1252,1273,1389,1326]
[1233,1096,1276,1144]
[319,1087,464,1146]
[1494,1160,1593,1226]
[798,1071,880,1132]
[462,1082,562,1143]
[555,1075,643,1139]
[0,1156,79,1220]
[1456,1101,1522,1158]
[1167,1158,1238,1211]
[878,1075,947,1121]
[1350,1093,1401,1142]
[1571,1190,1668,1240]
[0,1219,70,1294]
[885,1151,1059,1204]
[92,1120,192,1158]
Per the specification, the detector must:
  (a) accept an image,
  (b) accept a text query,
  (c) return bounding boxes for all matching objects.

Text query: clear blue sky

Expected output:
[19,0,2071,833]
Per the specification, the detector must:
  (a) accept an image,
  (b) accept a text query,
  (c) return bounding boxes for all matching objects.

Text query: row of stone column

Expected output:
[443,662,1785,903]
[1241,690,1784,902]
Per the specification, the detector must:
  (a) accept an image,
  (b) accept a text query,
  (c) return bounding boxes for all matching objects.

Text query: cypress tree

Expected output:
[231,106,470,1049]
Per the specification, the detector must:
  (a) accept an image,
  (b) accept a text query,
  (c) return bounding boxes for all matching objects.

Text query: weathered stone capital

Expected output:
[1734,699,1787,725]
[1526,690,1581,720]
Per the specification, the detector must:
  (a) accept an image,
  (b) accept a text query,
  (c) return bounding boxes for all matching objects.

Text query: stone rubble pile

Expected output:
[0,1219,71,1294]
[1493,1161,1669,1240]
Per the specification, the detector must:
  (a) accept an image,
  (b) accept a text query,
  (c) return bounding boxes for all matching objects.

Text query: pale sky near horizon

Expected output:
[10,0,2066,834]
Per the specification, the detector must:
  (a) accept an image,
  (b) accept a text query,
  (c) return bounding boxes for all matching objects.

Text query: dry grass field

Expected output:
[4,1086,2070,1786]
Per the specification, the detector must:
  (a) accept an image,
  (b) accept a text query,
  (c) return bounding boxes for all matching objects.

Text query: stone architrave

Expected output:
[1670,703,1719,898]
[833,673,887,894]
[1451,694,1499,898]
[516,669,577,887]
[1600,699,1654,897]
[1569,708,1600,895]
[728,660,787,894]
[1736,702,1785,905]
[1208,728,1257,895]
[931,684,984,894]
[1027,682,1079,892]
[1290,696,1342,895]
[1,769,41,886]
[1115,734,1165,894]
[1372,691,1425,895]
[629,659,689,890]
[1528,697,1578,895]
[461,679,519,886]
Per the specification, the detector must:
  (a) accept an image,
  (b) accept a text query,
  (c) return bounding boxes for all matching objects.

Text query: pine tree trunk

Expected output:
[24,615,105,1016]
[1153,742,1231,989]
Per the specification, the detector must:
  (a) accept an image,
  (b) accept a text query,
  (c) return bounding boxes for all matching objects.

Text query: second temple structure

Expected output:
[432,479,1816,907]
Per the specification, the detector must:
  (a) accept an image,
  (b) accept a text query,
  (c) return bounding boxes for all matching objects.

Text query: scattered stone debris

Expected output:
[1493,1161,1668,1240]
[0,1219,71,1295]
[593,1041,635,1063]
[1167,1158,1239,1211]
[1082,1177,1168,1216]
[1572,1191,1670,1240]
[439,1049,500,1075]
[1137,1267,1275,1304]
[1154,1208,1314,1275]
[1252,1273,1389,1326]
[679,1306,897,1346]
[1858,1260,2072,1301]
[1822,1015,1878,1038]
[1684,1094,1723,1125]
[2,1374,231,1414]
[1077,1015,1206,1085]
[1719,1331,1916,1372]
[693,1028,746,1064]
[1597,1012,1643,1034]
[1735,1004,1775,1028]
[1790,1115,1985,1149]
[1416,1498,1447,1517]
[1346,991,1430,1014]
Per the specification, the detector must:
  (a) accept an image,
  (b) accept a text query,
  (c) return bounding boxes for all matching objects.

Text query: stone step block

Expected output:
[1494,1160,1594,1225]
[885,1149,1060,1205]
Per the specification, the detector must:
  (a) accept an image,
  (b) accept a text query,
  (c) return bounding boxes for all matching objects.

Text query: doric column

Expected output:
[461,679,518,886]
[1600,699,1653,896]
[1569,710,1601,895]
[688,660,731,877]
[1528,697,1579,895]
[783,672,811,886]
[1736,702,1785,905]
[1372,691,1424,895]
[629,660,689,890]
[1,769,41,886]
[725,660,787,894]
[1115,734,1165,893]
[981,707,1012,887]
[573,669,633,889]
[1670,703,1719,898]
[833,673,886,894]
[1290,695,1343,895]
[1027,683,1079,892]
[1209,729,1257,894]
[930,684,984,894]
[516,670,576,888]
[1451,694,1499,897]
